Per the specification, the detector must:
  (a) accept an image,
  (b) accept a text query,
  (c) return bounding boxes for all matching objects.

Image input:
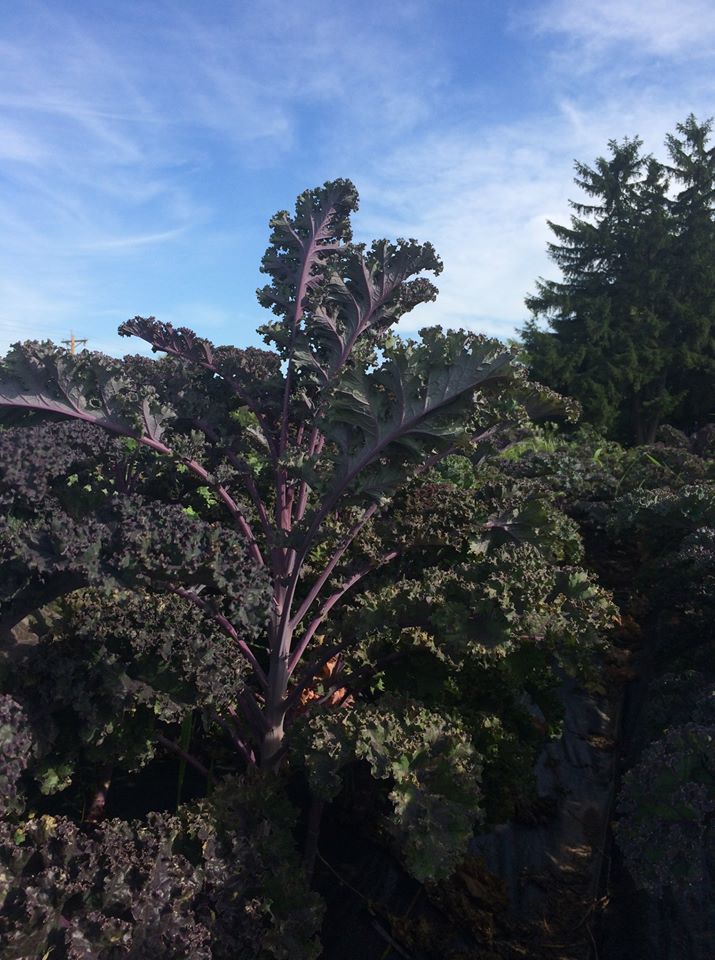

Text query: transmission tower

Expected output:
[61,333,88,355]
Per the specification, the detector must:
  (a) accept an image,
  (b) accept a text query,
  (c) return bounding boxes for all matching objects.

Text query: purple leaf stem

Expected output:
[170,586,268,690]
[286,390,503,611]
[211,711,256,766]
[294,426,324,524]
[279,230,318,454]
[285,421,504,637]
[231,693,269,735]
[287,548,399,675]
[279,216,343,455]
[157,734,209,777]
[289,503,378,629]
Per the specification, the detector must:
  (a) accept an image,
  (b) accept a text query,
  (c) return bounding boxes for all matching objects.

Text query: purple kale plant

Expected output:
[0,776,323,960]
[0,180,564,779]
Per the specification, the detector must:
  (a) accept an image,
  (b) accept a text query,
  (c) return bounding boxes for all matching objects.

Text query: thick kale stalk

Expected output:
[0,179,560,770]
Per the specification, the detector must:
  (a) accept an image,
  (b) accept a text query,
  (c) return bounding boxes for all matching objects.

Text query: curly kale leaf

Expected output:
[610,482,715,550]
[3,588,255,796]
[1,489,269,638]
[295,695,483,881]
[257,179,359,331]
[0,341,173,441]
[316,473,614,824]
[291,238,442,387]
[0,695,33,818]
[0,775,323,960]
[119,319,285,440]
[0,419,121,503]
[616,723,715,894]
[318,329,516,504]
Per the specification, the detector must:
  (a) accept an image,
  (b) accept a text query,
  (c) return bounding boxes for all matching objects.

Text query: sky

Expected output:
[1,0,714,357]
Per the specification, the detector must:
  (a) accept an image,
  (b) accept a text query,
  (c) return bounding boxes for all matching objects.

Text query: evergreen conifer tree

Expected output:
[664,115,715,432]
[523,117,715,444]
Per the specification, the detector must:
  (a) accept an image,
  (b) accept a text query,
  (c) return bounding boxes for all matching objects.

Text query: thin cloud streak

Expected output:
[82,228,188,252]
[529,0,715,58]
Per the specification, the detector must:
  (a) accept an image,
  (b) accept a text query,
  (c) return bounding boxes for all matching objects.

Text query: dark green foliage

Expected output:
[615,723,715,894]
[640,672,715,744]
[610,479,715,658]
[482,421,715,899]
[523,116,715,444]
[497,425,715,528]
[296,695,482,881]
[610,483,715,555]
[664,117,715,431]
[297,473,616,828]
[598,441,715,896]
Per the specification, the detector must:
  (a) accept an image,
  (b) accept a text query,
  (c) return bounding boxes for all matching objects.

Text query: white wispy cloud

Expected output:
[528,0,715,58]
[351,119,576,339]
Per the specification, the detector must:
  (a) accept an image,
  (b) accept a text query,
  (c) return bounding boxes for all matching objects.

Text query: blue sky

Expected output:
[1,0,714,356]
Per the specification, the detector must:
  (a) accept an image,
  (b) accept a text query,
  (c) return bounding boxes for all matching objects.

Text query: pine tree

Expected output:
[522,118,715,444]
[664,115,715,432]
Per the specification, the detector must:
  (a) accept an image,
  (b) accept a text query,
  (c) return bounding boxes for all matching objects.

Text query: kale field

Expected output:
[1,148,714,958]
